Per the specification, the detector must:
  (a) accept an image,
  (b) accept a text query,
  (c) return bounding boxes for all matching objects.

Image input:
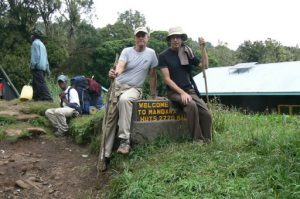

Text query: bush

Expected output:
[69,110,105,146]
[1,54,31,92]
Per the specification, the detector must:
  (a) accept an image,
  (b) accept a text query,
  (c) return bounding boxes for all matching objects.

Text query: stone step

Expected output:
[4,127,46,137]
[16,114,39,122]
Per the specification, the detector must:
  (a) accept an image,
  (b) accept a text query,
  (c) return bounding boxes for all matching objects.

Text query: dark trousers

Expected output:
[167,89,212,142]
[31,69,53,101]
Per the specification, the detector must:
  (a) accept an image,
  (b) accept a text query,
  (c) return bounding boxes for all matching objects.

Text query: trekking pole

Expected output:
[199,37,214,141]
[198,37,210,109]
[97,53,119,175]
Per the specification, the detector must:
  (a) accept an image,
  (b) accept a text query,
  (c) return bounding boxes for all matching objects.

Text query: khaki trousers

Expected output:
[45,107,75,134]
[167,89,212,142]
[102,81,142,158]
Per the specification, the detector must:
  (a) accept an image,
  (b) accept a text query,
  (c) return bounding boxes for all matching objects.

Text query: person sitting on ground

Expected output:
[45,75,80,137]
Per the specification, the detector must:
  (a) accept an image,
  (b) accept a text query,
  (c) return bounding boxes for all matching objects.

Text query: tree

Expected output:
[236,40,264,63]
[93,39,134,87]
[98,22,133,41]
[59,0,94,39]
[148,30,168,54]
[37,0,61,34]
[208,42,238,67]
[6,0,39,34]
[117,9,146,31]
[237,39,294,63]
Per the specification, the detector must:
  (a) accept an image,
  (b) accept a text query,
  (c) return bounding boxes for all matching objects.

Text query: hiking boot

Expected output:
[193,139,205,145]
[72,110,80,118]
[54,131,65,137]
[117,143,130,155]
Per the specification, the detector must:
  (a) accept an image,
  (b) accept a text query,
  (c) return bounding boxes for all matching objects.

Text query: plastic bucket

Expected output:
[19,85,33,101]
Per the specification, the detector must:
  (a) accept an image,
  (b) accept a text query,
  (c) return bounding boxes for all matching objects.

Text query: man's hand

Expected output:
[59,92,66,99]
[180,92,192,105]
[198,37,208,69]
[108,69,118,79]
[198,37,206,47]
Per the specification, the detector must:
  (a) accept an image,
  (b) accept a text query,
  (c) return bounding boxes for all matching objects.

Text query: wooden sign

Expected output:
[134,101,186,122]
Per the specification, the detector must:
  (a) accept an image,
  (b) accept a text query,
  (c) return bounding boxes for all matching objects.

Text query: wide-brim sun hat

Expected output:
[166,26,188,41]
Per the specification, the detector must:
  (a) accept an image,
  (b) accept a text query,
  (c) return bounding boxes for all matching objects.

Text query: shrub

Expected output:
[69,110,105,146]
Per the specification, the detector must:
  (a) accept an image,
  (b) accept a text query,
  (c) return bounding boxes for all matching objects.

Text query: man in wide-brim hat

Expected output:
[158,26,212,143]
[166,26,188,42]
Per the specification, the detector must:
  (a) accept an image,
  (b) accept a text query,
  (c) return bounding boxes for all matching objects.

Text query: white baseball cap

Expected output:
[134,27,148,35]
[57,75,68,82]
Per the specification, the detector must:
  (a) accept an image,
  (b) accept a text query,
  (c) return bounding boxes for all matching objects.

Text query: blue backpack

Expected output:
[70,75,104,114]
[70,76,91,114]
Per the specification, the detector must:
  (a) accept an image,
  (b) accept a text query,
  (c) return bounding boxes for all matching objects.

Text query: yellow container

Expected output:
[89,106,98,115]
[19,85,33,101]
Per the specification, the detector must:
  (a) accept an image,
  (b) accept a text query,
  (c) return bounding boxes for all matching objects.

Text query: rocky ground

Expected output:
[0,101,110,199]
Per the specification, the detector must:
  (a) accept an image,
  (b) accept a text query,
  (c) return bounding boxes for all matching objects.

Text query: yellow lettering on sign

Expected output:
[176,115,186,120]
[148,109,156,115]
[138,102,170,109]
[139,116,158,121]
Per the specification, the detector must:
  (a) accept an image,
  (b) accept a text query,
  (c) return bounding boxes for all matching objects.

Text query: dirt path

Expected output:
[0,137,109,199]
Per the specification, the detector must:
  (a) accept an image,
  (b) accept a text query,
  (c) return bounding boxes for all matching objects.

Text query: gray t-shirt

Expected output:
[116,47,158,87]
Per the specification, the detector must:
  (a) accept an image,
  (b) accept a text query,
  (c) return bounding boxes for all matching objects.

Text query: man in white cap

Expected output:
[158,26,212,143]
[100,26,158,170]
[45,75,80,137]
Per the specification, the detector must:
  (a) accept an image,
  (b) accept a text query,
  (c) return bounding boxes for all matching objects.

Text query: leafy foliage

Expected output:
[117,9,146,31]
[237,39,298,63]
[0,1,299,96]
[93,38,134,87]
[69,109,105,145]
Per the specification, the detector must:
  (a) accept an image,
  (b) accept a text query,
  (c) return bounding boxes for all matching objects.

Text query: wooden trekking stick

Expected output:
[199,37,210,109]
[97,53,119,174]
[199,37,214,141]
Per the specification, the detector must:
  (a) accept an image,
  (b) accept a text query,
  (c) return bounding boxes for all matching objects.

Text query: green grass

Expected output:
[69,109,105,149]
[19,101,58,116]
[0,115,17,126]
[0,122,38,142]
[46,77,62,104]
[107,106,300,199]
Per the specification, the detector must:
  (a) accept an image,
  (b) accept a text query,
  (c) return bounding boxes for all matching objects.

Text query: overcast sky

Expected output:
[92,0,299,50]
